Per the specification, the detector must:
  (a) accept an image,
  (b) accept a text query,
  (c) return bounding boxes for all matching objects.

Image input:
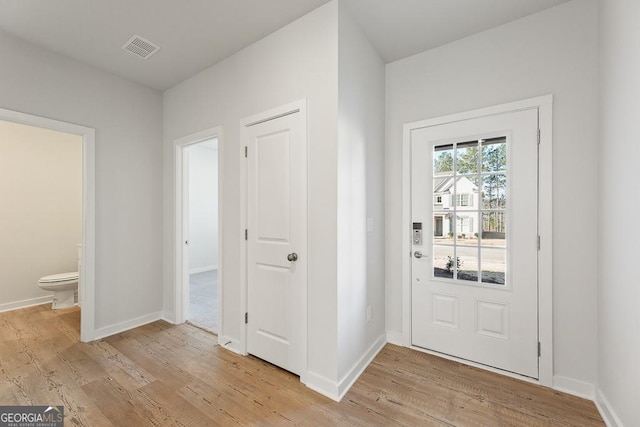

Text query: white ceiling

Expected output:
[0,0,570,91]
[344,0,571,63]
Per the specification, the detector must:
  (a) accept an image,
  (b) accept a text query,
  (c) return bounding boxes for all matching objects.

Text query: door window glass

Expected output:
[433,137,507,285]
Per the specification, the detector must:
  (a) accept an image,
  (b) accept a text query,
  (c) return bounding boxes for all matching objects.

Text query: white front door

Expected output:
[411,108,539,378]
[245,109,306,375]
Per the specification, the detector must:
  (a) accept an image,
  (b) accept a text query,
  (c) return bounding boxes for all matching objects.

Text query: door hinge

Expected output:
[537,129,541,145]
[244,146,248,157]
[537,235,541,251]
[245,229,248,240]
[538,342,541,357]
[245,312,248,324]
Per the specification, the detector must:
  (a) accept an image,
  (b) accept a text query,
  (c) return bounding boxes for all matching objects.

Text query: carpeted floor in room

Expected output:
[188,269,217,333]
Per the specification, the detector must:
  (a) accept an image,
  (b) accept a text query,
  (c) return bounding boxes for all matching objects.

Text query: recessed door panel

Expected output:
[476,300,509,340]
[254,263,291,343]
[257,131,290,242]
[432,294,459,329]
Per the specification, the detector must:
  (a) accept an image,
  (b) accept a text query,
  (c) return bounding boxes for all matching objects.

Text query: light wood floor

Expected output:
[0,304,604,426]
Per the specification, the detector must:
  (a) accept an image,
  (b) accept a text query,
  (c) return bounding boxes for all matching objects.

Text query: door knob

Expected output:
[287,252,298,262]
[414,251,423,259]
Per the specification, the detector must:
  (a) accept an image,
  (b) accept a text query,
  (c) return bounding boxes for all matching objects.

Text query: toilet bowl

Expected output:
[38,272,79,309]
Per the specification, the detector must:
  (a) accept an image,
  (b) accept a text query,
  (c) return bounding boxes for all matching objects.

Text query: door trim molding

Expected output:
[0,107,96,342]
[239,99,308,384]
[173,126,224,339]
[401,95,553,386]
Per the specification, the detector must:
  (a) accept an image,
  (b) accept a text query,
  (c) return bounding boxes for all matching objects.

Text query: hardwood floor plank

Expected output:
[142,320,218,353]
[361,359,509,425]
[81,377,155,426]
[137,379,222,426]
[176,380,267,425]
[372,346,604,426]
[0,305,604,426]
[0,379,24,406]
[104,332,194,390]
[2,349,113,426]
[79,340,156,391]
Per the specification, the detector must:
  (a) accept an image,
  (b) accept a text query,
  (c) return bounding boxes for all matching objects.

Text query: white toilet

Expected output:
[38,272,79,309]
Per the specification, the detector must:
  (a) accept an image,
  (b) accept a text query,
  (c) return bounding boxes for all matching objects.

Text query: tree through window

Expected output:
[432,137,507,285]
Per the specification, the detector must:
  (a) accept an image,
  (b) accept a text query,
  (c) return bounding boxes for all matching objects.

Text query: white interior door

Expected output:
[245,110,305,375]
[411,108,539,378]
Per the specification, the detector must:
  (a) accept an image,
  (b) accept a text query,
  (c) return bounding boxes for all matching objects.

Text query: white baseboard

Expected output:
[337,334,387,400]
[0,295,53,313]
[530,376,624,427]
[218,335,243,355]
[552,375,596,400]
[304,334,387,402]
[162,311,177,324]
[386,330,405,346]
[189,266,217,275]
[93,311,163,340]
[304,371,340,401]
[595,388,623,427]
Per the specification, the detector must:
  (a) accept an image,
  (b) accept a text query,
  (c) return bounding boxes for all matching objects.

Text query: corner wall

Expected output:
[597,1,640,425]
[0,30,163,330]
[385,0,599,388]
[336,1,386,394]
[162,1,339,384]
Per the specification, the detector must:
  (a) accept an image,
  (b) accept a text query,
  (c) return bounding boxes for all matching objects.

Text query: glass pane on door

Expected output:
[482,175,507,208]
[482,212,507,248]
[481,247,506,285]
[482,138,507,172]
[433,144,454,174]
[433,245,454,279]
[456,140,479,174]
[457,246,479,283]
[432,137,508,286]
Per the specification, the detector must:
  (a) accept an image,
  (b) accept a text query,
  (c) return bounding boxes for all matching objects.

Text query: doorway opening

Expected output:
[0,107,96,342]
[185,139,219,332]
[174,128,222,335]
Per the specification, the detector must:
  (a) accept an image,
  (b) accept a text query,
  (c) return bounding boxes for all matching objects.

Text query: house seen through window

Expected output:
[432,137,507,285]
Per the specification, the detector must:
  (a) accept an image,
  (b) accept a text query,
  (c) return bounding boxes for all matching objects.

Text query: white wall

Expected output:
[385,0,599,387]
[598,1,640,425]
[336,2,386,387]
[187,141,218,273]
[0,30,163,329]
[163,1,339,384]
[0,121,82,309]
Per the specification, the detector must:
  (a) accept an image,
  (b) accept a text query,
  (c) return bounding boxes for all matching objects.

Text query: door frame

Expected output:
[174,127,224,336]
[239,99,308,383]
[401,95,553,386]
[0,107,96,342]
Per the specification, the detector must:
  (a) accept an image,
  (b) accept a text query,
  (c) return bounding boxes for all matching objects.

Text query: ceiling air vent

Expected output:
[121,35,160,59]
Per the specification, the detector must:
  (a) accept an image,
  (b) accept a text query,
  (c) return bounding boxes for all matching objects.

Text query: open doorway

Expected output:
[0,107,95,342]
[174,127,222,336]
[185,139,219,332]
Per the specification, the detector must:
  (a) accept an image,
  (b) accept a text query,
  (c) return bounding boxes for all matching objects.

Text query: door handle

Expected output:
[287,253,298,262]
[414,251,423,259]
